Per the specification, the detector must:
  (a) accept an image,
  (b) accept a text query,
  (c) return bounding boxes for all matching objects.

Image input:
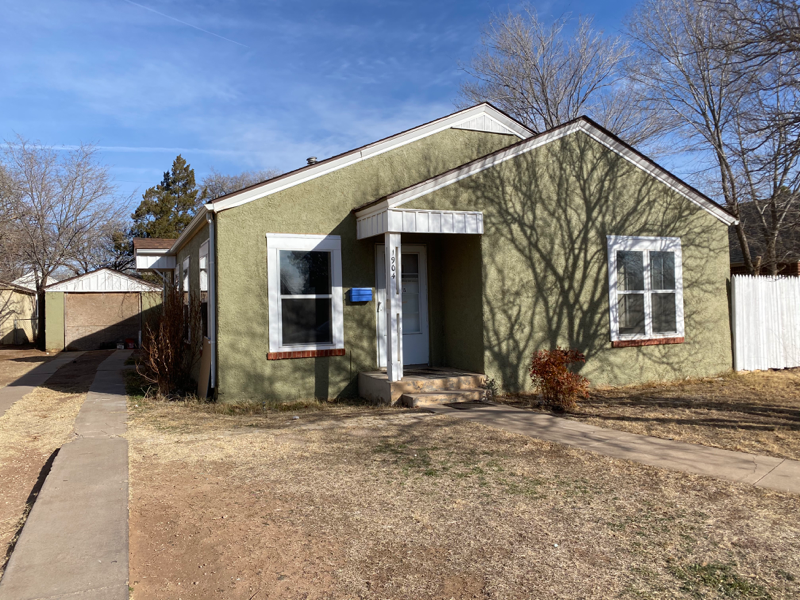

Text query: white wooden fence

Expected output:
[731,275,800,371]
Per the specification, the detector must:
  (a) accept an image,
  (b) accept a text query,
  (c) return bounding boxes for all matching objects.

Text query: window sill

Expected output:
[612,337,684,348]
[268,348,346,360]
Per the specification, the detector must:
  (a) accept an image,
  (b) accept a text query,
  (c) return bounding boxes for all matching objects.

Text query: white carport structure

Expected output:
[355,203,485,382]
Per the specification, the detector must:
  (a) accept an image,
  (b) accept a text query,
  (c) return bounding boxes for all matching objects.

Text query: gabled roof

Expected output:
[162,104,534,256]
[205,103,533,215]
[133,237,176,251]
[0,280,36,295]
[44,268,161,292]
[354,116,738,226]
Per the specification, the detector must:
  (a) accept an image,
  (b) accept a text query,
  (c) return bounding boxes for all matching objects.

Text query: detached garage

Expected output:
[44,269,161,351]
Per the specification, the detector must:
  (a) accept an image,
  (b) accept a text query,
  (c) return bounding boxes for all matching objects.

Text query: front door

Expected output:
[376,244,429,367]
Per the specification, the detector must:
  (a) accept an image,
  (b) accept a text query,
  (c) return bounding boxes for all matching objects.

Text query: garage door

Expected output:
[65,292,140,350]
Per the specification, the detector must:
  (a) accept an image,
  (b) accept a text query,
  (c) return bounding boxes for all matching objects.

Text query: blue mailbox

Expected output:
[348,288,373,302]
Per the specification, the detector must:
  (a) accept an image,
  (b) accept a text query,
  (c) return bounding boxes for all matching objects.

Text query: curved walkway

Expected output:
[429,403,800,494]
[0,350,131,600]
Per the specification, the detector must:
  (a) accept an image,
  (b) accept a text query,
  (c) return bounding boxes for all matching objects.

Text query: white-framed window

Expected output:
[199,241,209,339]
[182,256,190,342]
[199,240,209,293]
[607,236,684,343]
[266,233,344,353]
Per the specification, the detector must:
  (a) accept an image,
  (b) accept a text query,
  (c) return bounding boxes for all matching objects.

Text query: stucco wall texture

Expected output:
[406,131,733,390]
[0,289,37,345]
[214,128,518,402]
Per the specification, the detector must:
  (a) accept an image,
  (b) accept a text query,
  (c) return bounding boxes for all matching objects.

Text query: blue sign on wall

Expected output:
[348,288,373,302]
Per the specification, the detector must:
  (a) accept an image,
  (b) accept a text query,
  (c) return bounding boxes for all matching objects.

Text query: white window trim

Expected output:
[182,256,191,342]
[182,257,190,296]
[266,233,344,353]
[199,240,209,293]
[607,236,684,342]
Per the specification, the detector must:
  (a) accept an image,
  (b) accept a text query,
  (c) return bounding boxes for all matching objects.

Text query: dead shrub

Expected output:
[530,347,589,411]
[137,285,203,397]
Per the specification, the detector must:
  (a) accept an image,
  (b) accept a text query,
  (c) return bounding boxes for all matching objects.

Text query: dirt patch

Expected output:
[0,347,55,388]
[0,350,112,576]
[504,369,800,461]
[128,399,800,599]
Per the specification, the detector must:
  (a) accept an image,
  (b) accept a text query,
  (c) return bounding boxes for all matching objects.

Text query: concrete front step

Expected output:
[359,368,487,405]
[400,388,487,408]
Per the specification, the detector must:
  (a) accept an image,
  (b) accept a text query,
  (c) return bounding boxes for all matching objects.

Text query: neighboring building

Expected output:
[729,202,800,276]
[43,268,161,351]
[135,103,738,404]
[0,280,37,345]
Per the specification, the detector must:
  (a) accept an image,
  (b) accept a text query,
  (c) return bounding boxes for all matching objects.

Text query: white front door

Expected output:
[376,244,429,367]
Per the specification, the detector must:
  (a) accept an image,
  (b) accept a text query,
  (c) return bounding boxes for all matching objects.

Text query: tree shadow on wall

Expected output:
[448,132,726,391]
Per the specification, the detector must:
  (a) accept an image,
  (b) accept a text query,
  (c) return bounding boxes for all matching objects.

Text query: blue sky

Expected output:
[1,0,639,207]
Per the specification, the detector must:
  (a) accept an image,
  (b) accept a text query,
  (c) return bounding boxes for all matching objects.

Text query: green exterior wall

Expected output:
[44,291,65,352]
[141,291,162,330]
[214,129,519,402]
[404,131,733,390]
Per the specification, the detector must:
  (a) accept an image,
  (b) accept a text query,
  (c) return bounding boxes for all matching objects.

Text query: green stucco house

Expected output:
[134,103,738,404]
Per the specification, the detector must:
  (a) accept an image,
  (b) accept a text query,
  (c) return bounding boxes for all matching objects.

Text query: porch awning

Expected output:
[356,208,483,240]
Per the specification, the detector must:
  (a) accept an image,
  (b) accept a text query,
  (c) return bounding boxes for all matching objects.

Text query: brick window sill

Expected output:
[268,348,346,360]
[612,337,684,348]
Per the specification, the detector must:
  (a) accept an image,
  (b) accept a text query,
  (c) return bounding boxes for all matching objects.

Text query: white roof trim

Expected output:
[168,208,208,255]
[207,104,533,214]
[45,268,161,292]
[360,119,737,226]
[357,208,484,239]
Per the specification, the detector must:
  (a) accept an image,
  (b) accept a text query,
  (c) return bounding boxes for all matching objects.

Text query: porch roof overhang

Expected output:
[355,206,484,239]
[134,248,177,271]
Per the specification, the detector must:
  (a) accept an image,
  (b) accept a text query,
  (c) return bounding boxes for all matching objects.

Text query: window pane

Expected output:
[281,298,332,344]
[280,251,331,295]
[617,251,644,291]
[618,294,645,335]
[402,253,419,274]
[650,251,675,290]
[652,293,677,333]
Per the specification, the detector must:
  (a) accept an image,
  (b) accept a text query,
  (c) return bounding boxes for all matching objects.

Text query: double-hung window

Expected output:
[266,234,344,354]
[607,236,684,345]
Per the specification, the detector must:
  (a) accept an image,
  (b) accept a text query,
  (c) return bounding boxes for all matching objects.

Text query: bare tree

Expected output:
[0,164,23,281]
[626,0,800,274]
[1,137,127,338]
[198,167,282,206]
[460,7,668,146]
[67,216,135,275]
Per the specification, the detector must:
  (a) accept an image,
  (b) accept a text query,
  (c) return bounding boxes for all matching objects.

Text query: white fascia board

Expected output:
[209,105,534,214]
[386,123,582,209]
[385,120,737,227]
[577,124,737,226]
[136,254,177,270]
[168,208,208,255]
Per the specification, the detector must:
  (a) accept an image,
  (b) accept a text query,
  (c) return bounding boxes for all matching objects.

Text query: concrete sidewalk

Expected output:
[429,403,800,495]
[0,351,84,418]
[0,350,132,600]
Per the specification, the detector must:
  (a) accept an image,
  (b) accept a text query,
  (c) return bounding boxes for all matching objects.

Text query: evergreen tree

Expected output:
[131,155,198,239]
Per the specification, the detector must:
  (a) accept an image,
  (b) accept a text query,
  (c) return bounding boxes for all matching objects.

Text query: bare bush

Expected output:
[137,286,203,397]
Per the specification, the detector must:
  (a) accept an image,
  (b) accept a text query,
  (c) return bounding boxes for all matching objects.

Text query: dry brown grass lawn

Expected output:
[128,397,800,600]
[504,369,800,461]
[0,347,54,389]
